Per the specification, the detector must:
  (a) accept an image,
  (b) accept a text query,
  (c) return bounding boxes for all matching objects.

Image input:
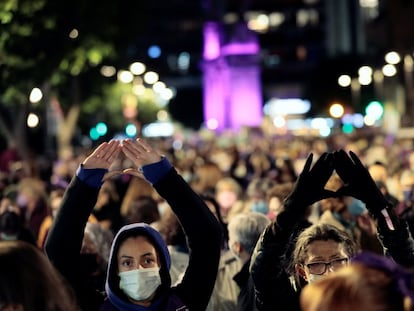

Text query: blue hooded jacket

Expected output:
[101,223,186,311]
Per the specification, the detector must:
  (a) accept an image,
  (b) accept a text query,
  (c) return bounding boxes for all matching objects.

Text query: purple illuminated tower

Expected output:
[202,20,262,132]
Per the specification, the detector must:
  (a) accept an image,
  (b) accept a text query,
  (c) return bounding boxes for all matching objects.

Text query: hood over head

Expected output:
[105,223,171,309]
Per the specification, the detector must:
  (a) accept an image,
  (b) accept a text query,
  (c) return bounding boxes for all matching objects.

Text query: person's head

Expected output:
[293,223,357,287]
[245,177,275,214]
[0,240,78,311]
[215,177,242,212]
[227,212,270,263]
[124,196,160,225]
[266,182,294,220]
[81,222,114,275]
[300,252,414,311]
[0,210,22,241]
[105,223,171,308]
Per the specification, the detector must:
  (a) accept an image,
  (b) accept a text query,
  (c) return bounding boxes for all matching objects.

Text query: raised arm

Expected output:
[44,140,121,310]
[121,138,223,310]
[250,152,336,310]
[334,150,414,267]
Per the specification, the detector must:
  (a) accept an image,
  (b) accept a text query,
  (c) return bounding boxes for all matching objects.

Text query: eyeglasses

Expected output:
[305,258,349,275]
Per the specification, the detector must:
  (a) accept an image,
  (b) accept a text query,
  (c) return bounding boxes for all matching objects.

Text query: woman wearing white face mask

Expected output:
[45,138,223,311]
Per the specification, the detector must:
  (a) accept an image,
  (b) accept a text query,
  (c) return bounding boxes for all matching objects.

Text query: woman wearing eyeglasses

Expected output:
[292,223,356,286]
[250,151,414,311]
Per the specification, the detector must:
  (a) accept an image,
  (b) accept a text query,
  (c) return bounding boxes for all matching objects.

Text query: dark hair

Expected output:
[0,240,78,311]
[124,195,160,225]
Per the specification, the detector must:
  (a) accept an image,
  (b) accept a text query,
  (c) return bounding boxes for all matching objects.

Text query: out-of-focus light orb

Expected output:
[358,66,373,77]
[364,115,376,126]
[382,64,397,77]
[27,113,39,128]
[148,45,161,59]
[100,65,116,77]
[206,118,219,130]
[69,28,79,39]
[153,81,166,93]
[160,88,174,100]
[118,70,134,83]
[329,103,344,118]
[360,0,378,8]
[177,52,190,71]
[353,113,365,128]
[96,122,108,136]
[319,126,331,137]
[90,128,99,140]
[132,84,146,96]
[273,115,286,128]
[342,114,353,124]
[125,123,137,137]
[157,110,169,121]
[247,14,269,32]
[310,117,329,129]
[385,51,401,65]
[264,98,310,115]
[342,123,354,134]
[143,71,159,84]
[359,74,372,85]
[130,62,146,75]
[338,75,351,87]
[365,101,384,120]
[29,88,43,103]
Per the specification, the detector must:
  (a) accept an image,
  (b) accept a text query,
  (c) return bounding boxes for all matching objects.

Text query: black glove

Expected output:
[334,149,397,230]
[278,152,336,227]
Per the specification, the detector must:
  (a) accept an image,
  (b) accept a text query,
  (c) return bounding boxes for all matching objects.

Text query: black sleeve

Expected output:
[249,220,302,311]
[44,176,104,310]
[378,221,414,267]
[153,168,223,311]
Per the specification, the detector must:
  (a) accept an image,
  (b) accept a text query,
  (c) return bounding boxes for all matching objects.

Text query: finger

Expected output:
[349,151,366,169]
[122,168,144,178]
[334,150,353,181]
[315,152,333,172]
[102,170,122,181]
[91,142,110,158]
[105,141,121,158]
[302,153,314,173]
[136,138,152,151]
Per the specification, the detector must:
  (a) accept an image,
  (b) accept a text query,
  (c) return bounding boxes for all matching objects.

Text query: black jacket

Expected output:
[250,211,414,311]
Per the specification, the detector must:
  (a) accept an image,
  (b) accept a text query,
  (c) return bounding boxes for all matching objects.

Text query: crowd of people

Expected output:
[0,128,414,310]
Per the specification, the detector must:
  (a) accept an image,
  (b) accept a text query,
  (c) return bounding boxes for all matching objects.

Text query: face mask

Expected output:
[307,273,323,283]
[403,190,413,202]
[1,232,18,241]
[119,267,161,301]
[16,194,28,208]
[250,201,268,214]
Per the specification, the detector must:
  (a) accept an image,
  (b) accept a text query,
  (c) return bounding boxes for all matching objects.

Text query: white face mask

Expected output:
[307,273,323,283]
[119,267,161,301]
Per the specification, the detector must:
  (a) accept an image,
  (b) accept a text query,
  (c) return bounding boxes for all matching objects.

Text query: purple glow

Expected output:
[203,22,221,60]
[202,21,262,131]
[229,66,262,129]
[221,42,260,56]
[203,62,229,131]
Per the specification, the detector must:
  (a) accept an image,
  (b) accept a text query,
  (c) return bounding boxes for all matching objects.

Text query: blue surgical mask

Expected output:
[1,232,18,241]
[250,201,268,214]
[403,190,413,202]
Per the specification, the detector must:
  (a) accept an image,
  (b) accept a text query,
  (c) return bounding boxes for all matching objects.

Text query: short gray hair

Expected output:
[227,212,270,255]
